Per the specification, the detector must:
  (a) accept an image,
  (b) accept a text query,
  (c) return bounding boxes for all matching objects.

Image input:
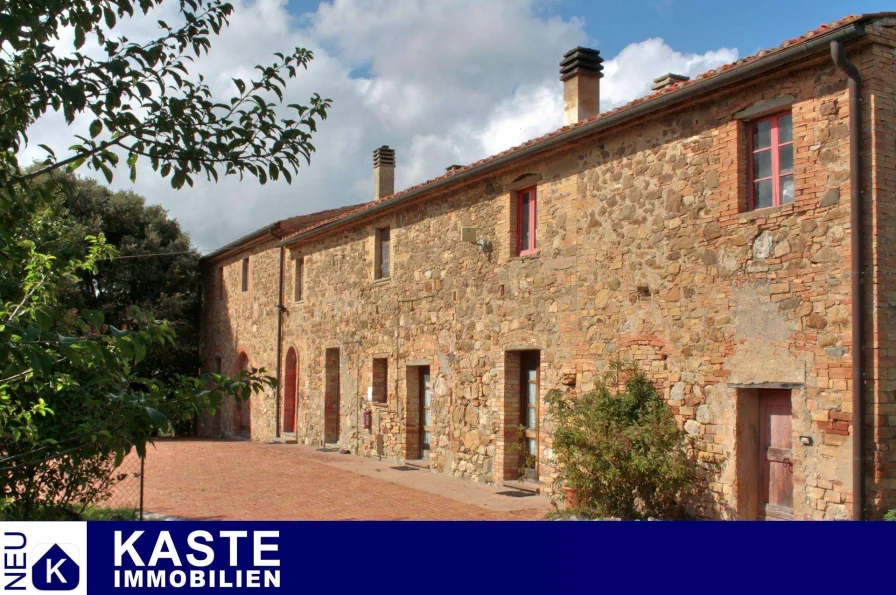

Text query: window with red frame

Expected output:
[516,186,537,255]
[751,112,794,210]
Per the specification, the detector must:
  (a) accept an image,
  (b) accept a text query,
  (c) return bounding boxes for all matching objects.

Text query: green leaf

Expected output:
[74,26,85,49]
[103,7,116,29]
[89,120,103,139]
[100,164,114,184]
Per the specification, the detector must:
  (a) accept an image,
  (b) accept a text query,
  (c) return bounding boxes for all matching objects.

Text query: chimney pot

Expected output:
[559,47,604,125]
[651,73,690,92]
[372,145,395,200]
[445,164,463,173]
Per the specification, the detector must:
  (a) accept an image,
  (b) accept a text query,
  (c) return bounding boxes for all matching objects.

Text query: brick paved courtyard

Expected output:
[140,439,550,520]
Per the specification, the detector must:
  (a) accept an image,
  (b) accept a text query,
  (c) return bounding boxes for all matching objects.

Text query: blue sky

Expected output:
[291,0,890,66]
[23,0,888,251]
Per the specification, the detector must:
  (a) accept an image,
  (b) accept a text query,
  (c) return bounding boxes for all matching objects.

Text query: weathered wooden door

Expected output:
[324,348,340,444]
[283,348,298,433]
[759,390,793,520]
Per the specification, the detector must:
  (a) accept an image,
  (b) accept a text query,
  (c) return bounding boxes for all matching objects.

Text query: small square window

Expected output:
[750,112,793,210]
[375,227,390,280]
[294,257,304,302]
[372,358,388,404]
[241,257,249,292]
[214,356,223,374]
[516,187,537,255]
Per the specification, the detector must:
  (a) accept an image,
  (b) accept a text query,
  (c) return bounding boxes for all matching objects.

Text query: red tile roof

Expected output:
[275,14,872,245]
[203,203,368,261]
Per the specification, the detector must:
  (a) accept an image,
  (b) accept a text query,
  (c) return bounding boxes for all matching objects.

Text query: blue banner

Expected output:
[2,521,893,594]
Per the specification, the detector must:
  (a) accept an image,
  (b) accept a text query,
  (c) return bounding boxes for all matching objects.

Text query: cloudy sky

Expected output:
[19,0,887,252]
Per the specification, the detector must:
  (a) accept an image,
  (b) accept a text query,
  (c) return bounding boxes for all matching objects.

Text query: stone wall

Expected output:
[199,32,896,519]
[199,241,282,441]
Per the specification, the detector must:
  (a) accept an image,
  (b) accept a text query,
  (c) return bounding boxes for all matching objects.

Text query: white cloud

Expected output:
[18,0,737,253]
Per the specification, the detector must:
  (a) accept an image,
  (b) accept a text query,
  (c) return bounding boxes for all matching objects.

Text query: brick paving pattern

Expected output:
[141,439,549,520]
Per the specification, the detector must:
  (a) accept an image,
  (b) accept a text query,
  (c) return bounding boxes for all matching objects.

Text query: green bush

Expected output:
[885,509,896,521]
[547,366,701,519]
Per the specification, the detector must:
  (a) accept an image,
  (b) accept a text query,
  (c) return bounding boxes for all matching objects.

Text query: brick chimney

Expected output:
[373,145,395,201]
[652,73,689,92]
[559,47,604,125]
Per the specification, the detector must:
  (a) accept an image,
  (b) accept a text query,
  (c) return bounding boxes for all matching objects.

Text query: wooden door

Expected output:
[324,349,340,444]
[419,367,431,459]
[283,348,298,433]
[759,390,793,520]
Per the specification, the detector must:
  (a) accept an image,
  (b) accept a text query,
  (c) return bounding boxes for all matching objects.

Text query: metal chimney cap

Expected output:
[372,145,396,167]
[559,47,604,81]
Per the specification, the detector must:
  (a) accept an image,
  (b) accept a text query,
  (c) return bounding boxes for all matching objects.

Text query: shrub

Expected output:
[885,509,896,521]
[0,448,120,521]
[547,366,700,519]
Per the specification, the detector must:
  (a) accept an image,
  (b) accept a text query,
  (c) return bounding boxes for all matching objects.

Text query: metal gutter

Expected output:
[275,243,285,438]
[831,39,865,521]
[279,20,867,248]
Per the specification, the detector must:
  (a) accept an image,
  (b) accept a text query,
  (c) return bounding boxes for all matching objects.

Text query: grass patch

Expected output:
[79,506,139,521]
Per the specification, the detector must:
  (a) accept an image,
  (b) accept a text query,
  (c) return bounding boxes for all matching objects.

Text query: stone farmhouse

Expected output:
[199,14,896,519]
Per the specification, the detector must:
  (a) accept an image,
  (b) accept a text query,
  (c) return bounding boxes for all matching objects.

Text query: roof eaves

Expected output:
[201,222,281,263]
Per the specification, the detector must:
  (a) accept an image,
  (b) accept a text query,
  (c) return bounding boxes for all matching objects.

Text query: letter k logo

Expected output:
[32,544,80,591]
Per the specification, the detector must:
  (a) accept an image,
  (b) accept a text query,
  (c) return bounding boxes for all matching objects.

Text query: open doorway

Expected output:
[405,365,431,461]
[501,350,540,482]
[324,348,340,445]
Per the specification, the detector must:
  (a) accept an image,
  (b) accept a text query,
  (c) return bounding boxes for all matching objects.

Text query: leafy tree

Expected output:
[0,0,328,517]
[43,171,203,432]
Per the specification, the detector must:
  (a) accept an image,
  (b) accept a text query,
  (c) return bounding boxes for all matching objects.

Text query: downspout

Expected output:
[831,40,864,520]
[275,242,286,439]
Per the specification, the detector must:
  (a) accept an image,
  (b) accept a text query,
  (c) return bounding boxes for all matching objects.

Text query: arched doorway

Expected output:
[283,348,298,434]
[233,352,251,438]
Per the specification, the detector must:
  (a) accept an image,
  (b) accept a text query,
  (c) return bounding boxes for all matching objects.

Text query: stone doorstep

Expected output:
[270,434,297,444]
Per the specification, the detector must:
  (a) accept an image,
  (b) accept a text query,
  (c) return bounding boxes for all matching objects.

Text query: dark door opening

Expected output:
[759,389,793,520]
[324,348,340,444]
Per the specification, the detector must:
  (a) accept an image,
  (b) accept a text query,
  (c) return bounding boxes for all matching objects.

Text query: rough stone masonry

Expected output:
[199,14,896,519]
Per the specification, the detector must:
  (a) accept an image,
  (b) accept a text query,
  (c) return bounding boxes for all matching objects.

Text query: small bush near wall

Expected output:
[885,509,896,521]
[547,365,701,520]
